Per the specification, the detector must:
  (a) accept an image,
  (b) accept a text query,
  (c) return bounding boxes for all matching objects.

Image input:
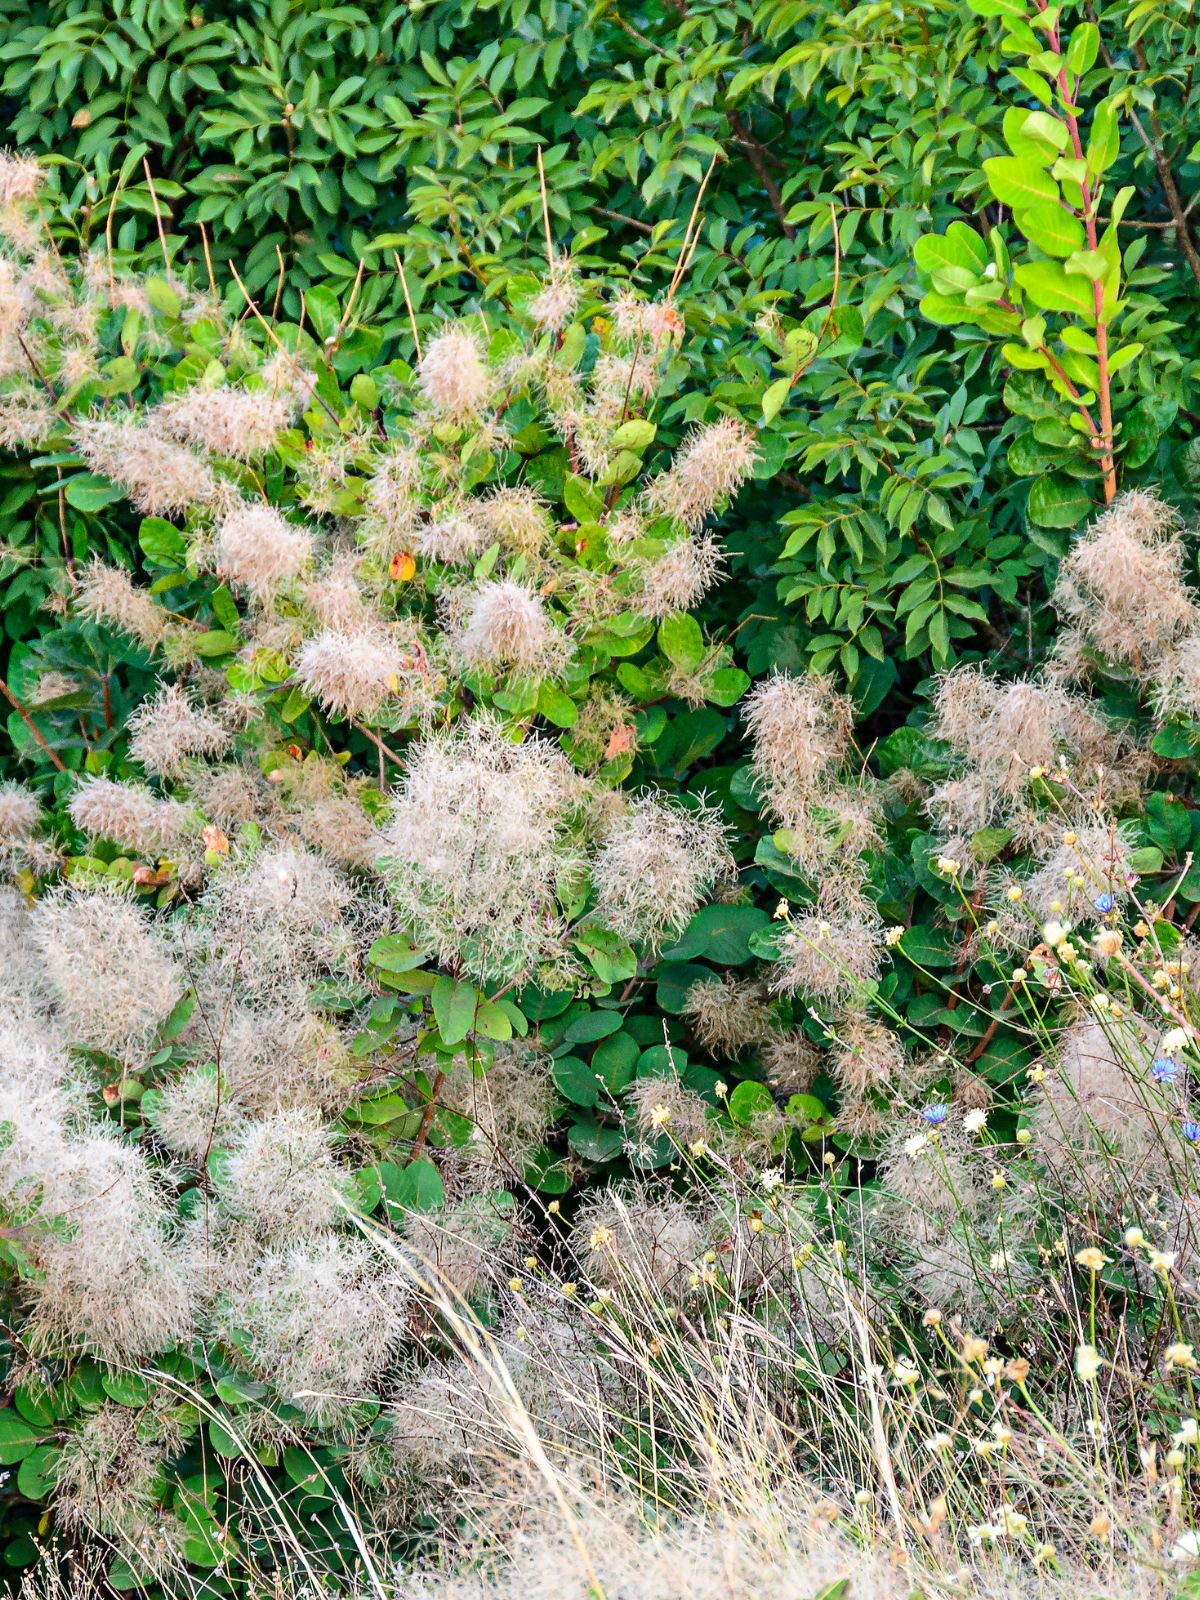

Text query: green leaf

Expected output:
[1145,793,1192,855]
[192,630,239,658]
[473,1000,513,1041]
[1015,203,1084,258]
[537,681,578,728]
[663,903,771,965]
[966,0,1028,14]
[704,667,751,706]
[101,1371,151,1406]
[761,376,791,423]
[784,1093,831,1133]
[563,1009,624,1045]
[304,285,340,341]
[215,1375,269,1406]
[369,935,430,973]
[571,925,638,984]
[592,1031,639,1096]
[379,1156,444,1214]
[1027,472,1094,528]
[1013,260,1094,316]
[156,988,195,1043]
[914,227,987,284]
[208,1418,244,1459]
[610,418,656,450]
[567,1118,624,1163]
[1064,248,1108,281]
[16,1446,59,1500]
[431,975,480,1046]
[982,156,1059,209]
[1021,111,1068,152]
[343,1089,410,1126]
[1128,846,1165,874]
[727,1079,774,1127]
[1087,99,1120,175]
[553,1054,601,1106]
[350,373,379,410]
[655,960,715,1013]
[1152,723,1196,760]
[523,1147,573,1194]
[63,473,126,512]
[971,827,1015,864]
[658,612,705,668]
[0,1414,47,1465]
[1065,20,1099,73]
[564,475,603,522]
[139,516,186,564]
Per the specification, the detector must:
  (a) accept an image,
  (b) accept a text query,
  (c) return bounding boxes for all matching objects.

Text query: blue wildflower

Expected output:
[922,1104,949,1126]
[1093,892,1115,915]
[1153,1057,1179,1084]
[1182,1122,1200,1143]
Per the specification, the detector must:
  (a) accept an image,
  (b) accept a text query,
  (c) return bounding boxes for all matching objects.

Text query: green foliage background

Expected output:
[2,0,1198,717]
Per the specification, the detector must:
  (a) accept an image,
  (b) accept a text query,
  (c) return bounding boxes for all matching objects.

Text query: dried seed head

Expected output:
[217,503,313,601]
[417,325,492,422]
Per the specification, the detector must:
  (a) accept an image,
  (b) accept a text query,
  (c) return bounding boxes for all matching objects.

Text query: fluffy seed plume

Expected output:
[478,484,554,554]
[529,253,581,333]
[217,503,313,601]
[144,1063,243,1160]
[25,1133,194,1362]
[74,415,217,516]
[0,150,44,205]
[69,776,187,856]
[450,580,567,676]
[0,782,41,843]
[31,884,184,1053]
[773,887,883,1005]
[415,508,488,565]
[1054,490,1198,668]
[929,668,1124,812]
[681,974,773,1059]
[440,1046,558,1186]
[76,559,171,648]
[828,1013,906,1093]
[417,325,492,422]
[304,555,372,634]
[575,1188,708,1292]
[644,417,758,530]
[296,629,414,720]
[127,683,229,779]
[745,671,854,829]
[590,794,732,949]
[214,1233,409,1425]
[382,715,585,983]
[153,383,297,460]
[216,1108,350,1239]
[362,445,422,556]
[631,533,724,618]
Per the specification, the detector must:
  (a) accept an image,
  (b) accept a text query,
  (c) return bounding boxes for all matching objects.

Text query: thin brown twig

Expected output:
[393,252,422,361]
[227,261,341,427]
[669,152,720,301]
[272,246,286,322]
[334,258,366,344]
[726,110,795,240]
[103,166,128,308]
[141,159,172,276]
[536,145,555,269]
[198,223,217,300]
[0,678,66,771]
[351,719,407,773]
